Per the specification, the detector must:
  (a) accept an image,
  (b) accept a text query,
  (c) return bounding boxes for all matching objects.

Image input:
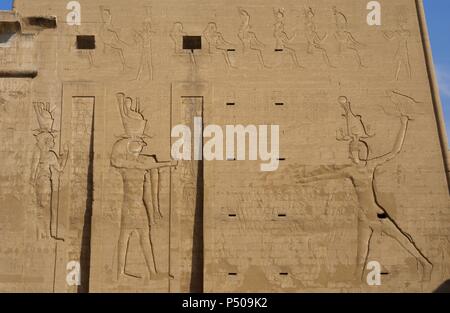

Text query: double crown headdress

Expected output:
[116,93,149,138]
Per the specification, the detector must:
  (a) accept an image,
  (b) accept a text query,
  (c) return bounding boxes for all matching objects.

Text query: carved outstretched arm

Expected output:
[383,31,395,41]
[140,155,178,170]
[347,32,362,46]
[370,116,409,166]
[296,168,348,184]
[111,155,149,170]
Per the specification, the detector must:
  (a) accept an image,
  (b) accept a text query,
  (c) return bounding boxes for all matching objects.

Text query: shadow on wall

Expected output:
[434,280,450,293]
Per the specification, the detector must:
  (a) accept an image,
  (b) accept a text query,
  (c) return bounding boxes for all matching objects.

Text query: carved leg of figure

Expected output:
[356,215,374,281]
[395,60,403,81]
[150,169,161,218]
[254,49,269,69]
[284,47,301,68]
[221,50,235,69]
[88,51,95,68]
[318,46,335,68]
[146,49,153,80]
[135,52,144,80]
[36,177,51,240]
[380,219,433,281]
[349,47,365,68]
[137,227,157,278]
[117,228,132,280]
[36,213,50,240]
[404,57,412,79]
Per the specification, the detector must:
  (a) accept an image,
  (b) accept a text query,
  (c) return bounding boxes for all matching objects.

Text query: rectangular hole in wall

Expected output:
[278,158,286,161]
[227,48,236,52]
[226,102,235,106]
[76,35,96,50]
[183,36,202,50]
[279,273,289,276]
[278,214,287,217]
[275,49,283,52]
[228,273,237,276]
[26,16,57,29]
[275,103,284,106]
[0,22,20,44]
[228,214,237,217]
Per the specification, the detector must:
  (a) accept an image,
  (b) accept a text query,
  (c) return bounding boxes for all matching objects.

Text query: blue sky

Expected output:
[0,0,449,142]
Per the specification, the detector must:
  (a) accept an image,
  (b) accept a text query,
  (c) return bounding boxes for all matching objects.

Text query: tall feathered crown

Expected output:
[116,93,148,138]
[33,101,55,133]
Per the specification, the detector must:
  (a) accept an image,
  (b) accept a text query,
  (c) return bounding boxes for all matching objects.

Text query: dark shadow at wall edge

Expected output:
[190,159,204,292]
[433,280,450,293]
[77,111,94,293]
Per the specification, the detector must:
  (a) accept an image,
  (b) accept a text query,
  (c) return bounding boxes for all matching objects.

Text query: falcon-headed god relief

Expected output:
[30,102,69,240]
[297,96,433,282]
[111,93,176,281]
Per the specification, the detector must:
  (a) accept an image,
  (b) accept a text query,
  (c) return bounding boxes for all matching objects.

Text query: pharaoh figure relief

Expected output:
[383,13,412,81]
[304,7,334,68]
[237,7,268,68]
[111,93,176,280]
[203,22,236,68]
[99,6,129,71]
[134,6,154,80]
[297,96,433,281]
[30,102,69,240]
[332,6,366,68]
[272,8,302,68]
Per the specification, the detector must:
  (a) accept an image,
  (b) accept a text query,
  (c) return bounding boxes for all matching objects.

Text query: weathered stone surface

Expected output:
[0,0,449,292]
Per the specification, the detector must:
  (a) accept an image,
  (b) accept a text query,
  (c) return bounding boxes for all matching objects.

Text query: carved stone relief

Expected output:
[30,102,68,240]
[112,92,175,281]
[298,96,433,281]
[237,8,268,68]
[332,7,366,68]
[272,8,302,68]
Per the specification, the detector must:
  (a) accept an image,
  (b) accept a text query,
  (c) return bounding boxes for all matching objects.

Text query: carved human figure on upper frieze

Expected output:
[30,102,69,240]
[134,7,154,80]
[99,6,129,71]
[170,22,186,54]
[332,7,366,68]
[304,7,334,68]
[112,92,177,281]
[203,22,236,68]
[297,96,433,282]
[237,7,268,68]
[383,15,412,80]
[272,8,302,68]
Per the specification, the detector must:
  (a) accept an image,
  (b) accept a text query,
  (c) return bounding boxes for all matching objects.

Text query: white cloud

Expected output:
[436,65,450,99]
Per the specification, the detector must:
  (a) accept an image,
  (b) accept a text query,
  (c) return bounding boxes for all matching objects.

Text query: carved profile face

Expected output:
[101,9,112,24]
[127,138,146,157]
[37,132,55,150]
[172,22,183,34]
[125,97,133,109]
